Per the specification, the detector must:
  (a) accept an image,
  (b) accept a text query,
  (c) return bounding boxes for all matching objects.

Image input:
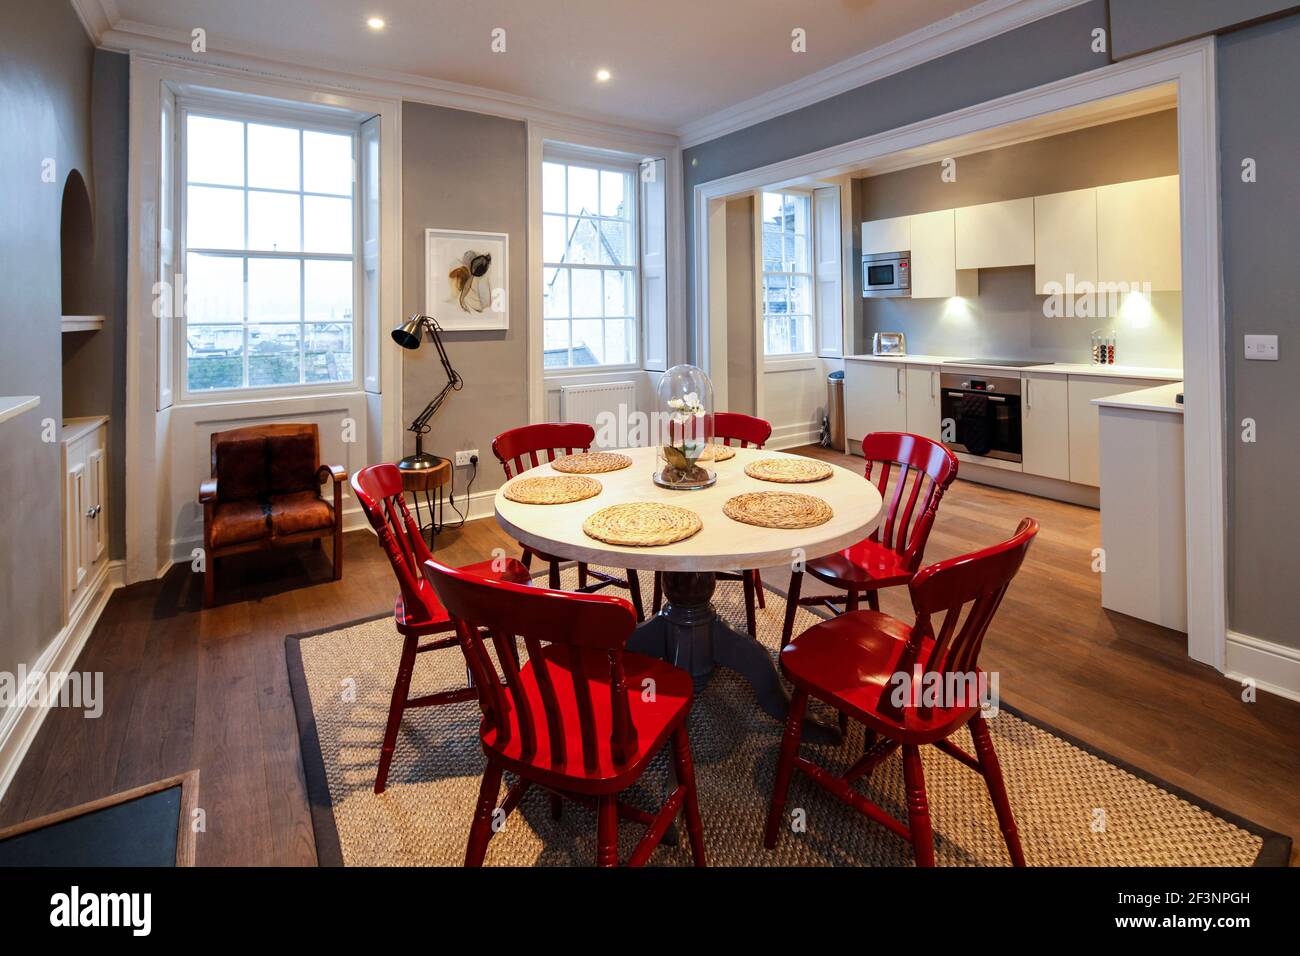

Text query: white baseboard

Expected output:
[0,559,124,805]
[769,424,822,451]
[1224,630,1300,703]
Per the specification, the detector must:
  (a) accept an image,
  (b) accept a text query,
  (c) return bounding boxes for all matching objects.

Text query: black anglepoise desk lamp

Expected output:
[391,313,463,472]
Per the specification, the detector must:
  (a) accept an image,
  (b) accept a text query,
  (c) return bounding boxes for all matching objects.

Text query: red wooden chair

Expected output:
[651,411,773,634]
[781,432,958,647]
[764,518,1037,866]
[422,556,706,867]
[493,422,645,620]
[351,463,531,794]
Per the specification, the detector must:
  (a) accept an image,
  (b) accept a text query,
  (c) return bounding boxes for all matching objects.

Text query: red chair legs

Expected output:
[970,714,1026,866]
[465,761,503,867]
[672,729,707,867]
[902,744,935,867]
[763,689,809,848]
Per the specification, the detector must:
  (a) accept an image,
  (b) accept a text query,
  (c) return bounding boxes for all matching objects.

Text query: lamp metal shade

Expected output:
[392,315,424,350]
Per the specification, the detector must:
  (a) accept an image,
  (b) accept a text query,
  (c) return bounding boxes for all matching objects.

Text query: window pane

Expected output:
[599,170,627,217]
[565,216,600,265]
[187,116,243,186]
[542,214,566,263]
[304,259,352,322]
[761,192,784,230]
[789,235,812,273]
[187,325,244,391]
[571,269,601,317]
[304,323,352,383]
[567,165,598,215]
[542,162,566,214]
[761,230,783,272]
[248,324,301,386]
[187,185,244,249]
[247,189,301,252]
[544,319,570,351]
[247,123,299,191]
[603,270,633,317]
[247,258,300,323]
[572,319,604,365]
[600,220,633,266]
[303,196,352,253]
[543,267,569,318]
[302,130,352,195]
[604,318,632,365]
[788,275,812,315]
[185,253,243,324]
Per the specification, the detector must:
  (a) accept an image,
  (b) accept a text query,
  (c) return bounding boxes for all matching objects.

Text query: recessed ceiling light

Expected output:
[367,17,386,30]
[595,69,611,83]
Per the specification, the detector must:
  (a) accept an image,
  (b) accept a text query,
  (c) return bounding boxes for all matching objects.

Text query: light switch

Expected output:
[1244,334,1279,361]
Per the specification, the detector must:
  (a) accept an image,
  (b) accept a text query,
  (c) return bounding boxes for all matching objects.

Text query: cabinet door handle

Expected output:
[1025,379,1031,409]
[896,368,902,395]
[930,371,936,399]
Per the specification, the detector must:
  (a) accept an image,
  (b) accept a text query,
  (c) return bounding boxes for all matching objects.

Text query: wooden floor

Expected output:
[3,445,1297,865]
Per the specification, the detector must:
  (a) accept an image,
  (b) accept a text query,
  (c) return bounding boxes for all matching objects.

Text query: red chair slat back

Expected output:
[423,556,641,771]
[907,517,1038,691]
[713,412,772,448]
[351,463,434,615]
[491,422,596,479]
[860,432,959,573]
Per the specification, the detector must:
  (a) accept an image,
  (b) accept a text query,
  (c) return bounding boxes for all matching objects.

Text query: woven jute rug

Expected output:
[286,569,1288,867]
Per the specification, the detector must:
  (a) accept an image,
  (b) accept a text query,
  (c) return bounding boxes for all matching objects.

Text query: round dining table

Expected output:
[494,445,883,735]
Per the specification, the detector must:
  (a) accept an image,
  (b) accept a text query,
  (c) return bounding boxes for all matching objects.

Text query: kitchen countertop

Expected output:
[1092,381,1185,414]
[843,353,1183,381]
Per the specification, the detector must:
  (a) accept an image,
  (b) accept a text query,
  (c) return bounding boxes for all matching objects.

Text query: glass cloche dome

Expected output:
[653,364,716,490]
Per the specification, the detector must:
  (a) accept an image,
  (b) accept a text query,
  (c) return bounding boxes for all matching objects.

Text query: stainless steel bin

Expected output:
[826,370,845,451]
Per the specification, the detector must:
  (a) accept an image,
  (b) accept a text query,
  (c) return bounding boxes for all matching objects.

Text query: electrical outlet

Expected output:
[455,449,479,467]
[1244,334,1279,361]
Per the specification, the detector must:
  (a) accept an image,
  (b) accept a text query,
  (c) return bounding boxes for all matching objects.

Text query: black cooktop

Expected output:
[948,359,1053,368]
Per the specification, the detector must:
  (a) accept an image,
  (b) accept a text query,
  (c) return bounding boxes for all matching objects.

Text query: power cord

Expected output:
[441,454,477,530]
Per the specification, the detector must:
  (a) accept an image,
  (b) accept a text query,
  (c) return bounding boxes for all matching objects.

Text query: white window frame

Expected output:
[173,96,363,403]
[759,189,817,362]
[540,148,642,374]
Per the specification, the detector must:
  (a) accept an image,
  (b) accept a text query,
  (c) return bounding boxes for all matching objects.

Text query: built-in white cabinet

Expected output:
[1021,373,1070,481]
[1034,187,1098,294]
[955,198,1035,270]
[1097,175,1181,291]
[62,417,108,620]
[844,361,907,445]
[860,216,911,255]
[904,366,942,442]
[909,209,977,299]
[1067,377,1165,486]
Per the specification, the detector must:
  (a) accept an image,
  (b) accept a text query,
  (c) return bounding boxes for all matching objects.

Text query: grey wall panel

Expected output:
[1110,0,1300,59]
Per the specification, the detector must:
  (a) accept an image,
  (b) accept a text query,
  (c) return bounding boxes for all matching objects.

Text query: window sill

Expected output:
[763,356,819,372]
[175,386,365,410]
[543,365,644,380]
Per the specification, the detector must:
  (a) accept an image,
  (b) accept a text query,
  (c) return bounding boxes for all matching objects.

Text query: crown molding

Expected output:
[95,17,678,149]
[677,0,1093,148]
[69,0,117,44]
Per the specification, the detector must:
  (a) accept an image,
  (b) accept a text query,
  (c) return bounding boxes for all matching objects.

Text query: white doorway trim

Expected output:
[694,37,1225,670]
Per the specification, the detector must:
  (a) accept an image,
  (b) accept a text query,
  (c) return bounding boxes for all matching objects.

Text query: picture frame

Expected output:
[424,227,509,332]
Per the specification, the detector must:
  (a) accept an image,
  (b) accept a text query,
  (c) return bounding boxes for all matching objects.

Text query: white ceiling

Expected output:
[105,0,988,132]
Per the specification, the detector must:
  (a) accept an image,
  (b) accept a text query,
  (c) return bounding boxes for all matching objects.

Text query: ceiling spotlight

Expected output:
[595,68,611,82]
[367,17,386,30]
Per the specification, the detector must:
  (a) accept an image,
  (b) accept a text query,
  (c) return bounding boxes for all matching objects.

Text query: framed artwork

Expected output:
[424,228,509,331]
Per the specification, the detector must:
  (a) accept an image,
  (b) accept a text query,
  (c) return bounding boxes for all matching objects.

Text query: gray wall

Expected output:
[1218,13,1300,649]
[855,109,1182,365]
[1110,0,1300,58]
[725,197,756,415]
[401,102,529,494]
[61,50,129,559]
[0,1,93,677]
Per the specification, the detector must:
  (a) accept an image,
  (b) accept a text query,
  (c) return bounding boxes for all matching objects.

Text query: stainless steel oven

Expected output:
[940,372,1022,463]
[862,251,910,298]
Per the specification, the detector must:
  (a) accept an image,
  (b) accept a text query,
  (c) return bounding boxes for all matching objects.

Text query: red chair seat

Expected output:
[805,539,913,591]
[396,558,532,636]
[484,644,693,792]
[780,611,979,744]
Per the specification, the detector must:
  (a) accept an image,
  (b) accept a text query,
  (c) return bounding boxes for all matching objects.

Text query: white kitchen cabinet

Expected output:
[844,361,907,449]
[1097,175,1181,291]
[904,365,942,442]
[909,209,977,299]
[955,197,1035,270]
[1021,373,1070,481]
[860,216,911,255]
[1067,377,1164,486]
[1035,187,1098,294]
[62,417,109,620]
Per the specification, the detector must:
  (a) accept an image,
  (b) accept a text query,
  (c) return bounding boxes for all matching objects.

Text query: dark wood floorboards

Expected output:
[3,445,1297,865]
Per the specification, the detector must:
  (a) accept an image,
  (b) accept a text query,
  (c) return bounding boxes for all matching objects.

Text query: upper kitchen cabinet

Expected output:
[910,209,977,299]
[860,215,910,255]
[1096,175,1181,291]
[1035,187,1098,294]
[955,198,1035,270]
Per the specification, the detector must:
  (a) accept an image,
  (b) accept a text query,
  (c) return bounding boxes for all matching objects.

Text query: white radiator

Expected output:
[559,380,637,433]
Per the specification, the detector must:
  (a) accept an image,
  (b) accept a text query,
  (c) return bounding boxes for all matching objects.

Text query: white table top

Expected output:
[494,446,883,573]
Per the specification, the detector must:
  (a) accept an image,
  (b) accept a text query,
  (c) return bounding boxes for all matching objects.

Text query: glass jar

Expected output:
[653,364,716,490]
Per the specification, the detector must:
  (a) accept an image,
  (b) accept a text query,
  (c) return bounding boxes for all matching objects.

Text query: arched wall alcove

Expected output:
[60,168,96,319]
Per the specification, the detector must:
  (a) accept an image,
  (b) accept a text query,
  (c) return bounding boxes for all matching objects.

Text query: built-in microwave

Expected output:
[862,251,910,298]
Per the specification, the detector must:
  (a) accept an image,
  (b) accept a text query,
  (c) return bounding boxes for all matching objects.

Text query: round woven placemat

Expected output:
[699,443,736,462]
[503,475,602,505]
[744,457,832,483]
[551,452,633,474]
[582,502,702,547]
[724,491,833,529]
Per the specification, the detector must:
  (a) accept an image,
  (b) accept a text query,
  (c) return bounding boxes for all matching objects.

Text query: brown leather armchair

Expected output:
[199,423,347,607]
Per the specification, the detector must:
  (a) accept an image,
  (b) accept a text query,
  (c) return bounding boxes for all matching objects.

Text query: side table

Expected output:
[398,457,452,545]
